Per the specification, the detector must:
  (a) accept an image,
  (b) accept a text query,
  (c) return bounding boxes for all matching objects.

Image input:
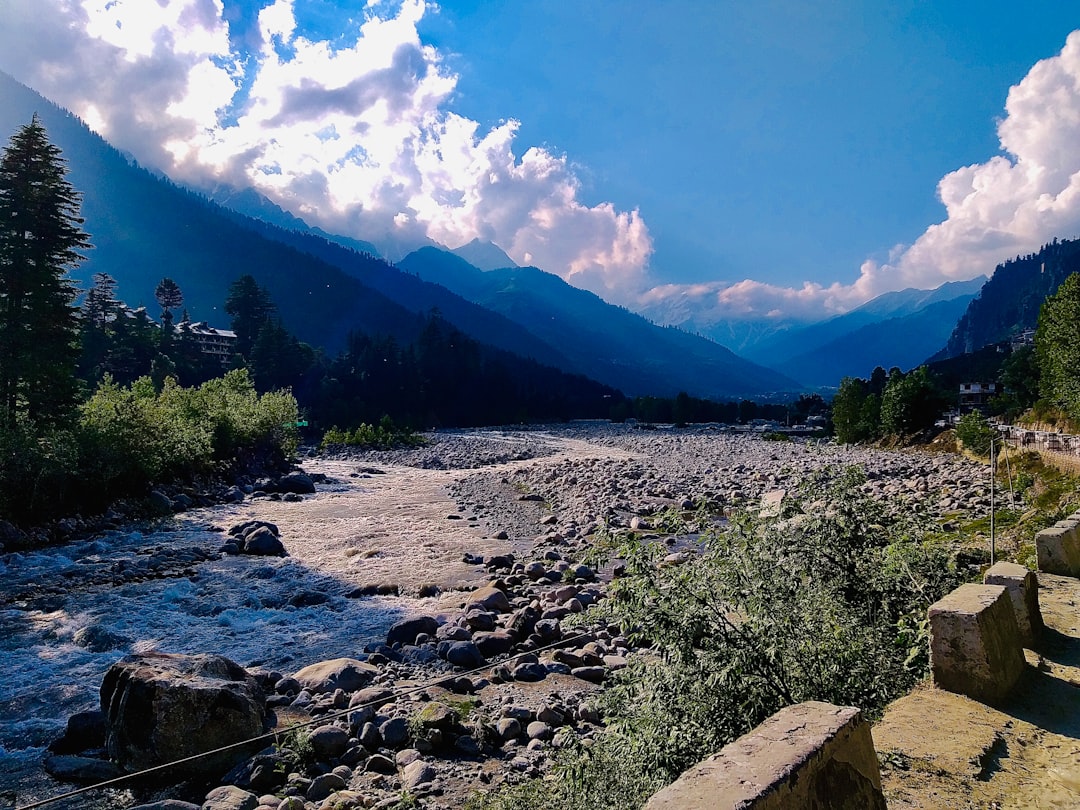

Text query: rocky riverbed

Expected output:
[0,424,993,810]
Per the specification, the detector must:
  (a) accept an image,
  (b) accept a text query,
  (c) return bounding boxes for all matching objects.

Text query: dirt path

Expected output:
[875,573,1080,809]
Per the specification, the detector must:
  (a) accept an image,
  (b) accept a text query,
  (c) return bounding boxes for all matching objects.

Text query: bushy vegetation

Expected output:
[0,369,297,523]
[320,416,424,450]
[955,410,996,455]
[832,366,950,443]
[470,469,965,809]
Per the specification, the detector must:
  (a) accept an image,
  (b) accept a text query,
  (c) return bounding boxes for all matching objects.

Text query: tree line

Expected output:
[832,268,1080,444]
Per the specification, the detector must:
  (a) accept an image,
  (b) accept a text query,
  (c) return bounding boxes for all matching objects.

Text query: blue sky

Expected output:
[3,0,1080,326]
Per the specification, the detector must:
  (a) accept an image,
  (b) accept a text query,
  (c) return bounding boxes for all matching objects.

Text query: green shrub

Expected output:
[321,415,424,450]
[470,467,965,810]
[955,411,996,456]
[0,370,299,524]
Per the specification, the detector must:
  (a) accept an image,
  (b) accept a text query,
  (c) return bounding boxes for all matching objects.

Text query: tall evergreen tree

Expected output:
[225,274,276,358]
[0,115,89,429]
[154,276,183,335]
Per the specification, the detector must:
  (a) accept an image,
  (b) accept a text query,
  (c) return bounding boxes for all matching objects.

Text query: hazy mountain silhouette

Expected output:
[397,247,800,398]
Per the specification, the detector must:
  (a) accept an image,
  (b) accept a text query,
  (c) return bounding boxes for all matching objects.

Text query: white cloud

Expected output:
[0,0,652,298]
[641,29,1080,324]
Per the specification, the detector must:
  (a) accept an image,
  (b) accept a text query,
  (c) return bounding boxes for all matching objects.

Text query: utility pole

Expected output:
[990,436,996,565]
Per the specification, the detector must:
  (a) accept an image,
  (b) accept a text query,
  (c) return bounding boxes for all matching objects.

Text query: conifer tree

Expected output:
[0,115,89,429]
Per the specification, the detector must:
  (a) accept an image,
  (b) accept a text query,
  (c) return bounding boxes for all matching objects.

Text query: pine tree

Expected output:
[225,274,276,358]
[0,115,89,429]
[154,276,183,337]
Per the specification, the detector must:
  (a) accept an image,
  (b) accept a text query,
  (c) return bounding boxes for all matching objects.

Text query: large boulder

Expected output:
[387,615,439,647]
[276,472,317,495]
[100,653,267,776]
[291,658,379,694]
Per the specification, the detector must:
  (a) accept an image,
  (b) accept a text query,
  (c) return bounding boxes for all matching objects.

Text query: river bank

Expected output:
[0,424,996,809]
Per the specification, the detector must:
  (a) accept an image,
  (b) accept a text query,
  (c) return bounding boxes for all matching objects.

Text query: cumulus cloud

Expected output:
[641,30,1080,324]
[0,0,652,297]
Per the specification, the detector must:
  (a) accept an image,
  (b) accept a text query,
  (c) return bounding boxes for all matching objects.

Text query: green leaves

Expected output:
[472,467,964,810]
[1035,271,1080,420]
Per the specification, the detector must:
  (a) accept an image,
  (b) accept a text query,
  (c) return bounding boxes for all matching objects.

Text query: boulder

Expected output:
[467,584,512,613]
[928,584,1026,704]
[277,472,316,495]
[445,640,485,669]
[43,754,124,784]
[401,760,436,792]
[1036,523,1080,576]
[201,785,259,810]
[130,802,201,810]
[48,709,106,754]
[242,527,285,557]
[309,724,350,760]
[387,615,439,647]
[645,702,884,809]
[99,653,266,775]
[292,658,378,694]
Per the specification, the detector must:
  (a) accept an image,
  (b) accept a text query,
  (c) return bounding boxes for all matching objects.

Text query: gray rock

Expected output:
[365,753,397,774]
[277,472,316,494]
[243,528,286,557]
[496,718,521,740]
[43,754,123,784]
[445,640,484,669]
[526,721,552,740]
[48,709,106,754]
[100,653,265,776]
[306,772,346,802]
[401,760,436,792]
[130,802,202,810]
[387,615,439,646]
[380,716,410,748]
[291,658,378,694]
[201,786,260,810]
[309,724,350,760]
[73,624,130,652]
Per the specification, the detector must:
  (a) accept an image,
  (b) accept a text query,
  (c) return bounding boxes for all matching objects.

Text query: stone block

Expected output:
[644,701,885,810]
[928,584,1025,704]
[983,561,1042,647]
[1036,524,1080,576]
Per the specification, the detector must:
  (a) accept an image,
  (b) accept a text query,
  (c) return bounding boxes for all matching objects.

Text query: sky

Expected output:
[2,0,1080,325]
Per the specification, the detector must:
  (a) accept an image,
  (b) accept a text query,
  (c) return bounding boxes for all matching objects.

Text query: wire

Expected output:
[14,630,598,810]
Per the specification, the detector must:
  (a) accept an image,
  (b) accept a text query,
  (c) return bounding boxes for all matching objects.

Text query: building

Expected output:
[958,382,998,412]
[176,320,237,367]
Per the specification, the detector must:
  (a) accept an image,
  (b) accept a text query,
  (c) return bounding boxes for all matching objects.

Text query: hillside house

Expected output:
[958,382,998,413]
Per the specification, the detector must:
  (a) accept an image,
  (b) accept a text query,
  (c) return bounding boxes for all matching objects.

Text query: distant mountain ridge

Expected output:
[397,247,800,398]
[736,277,986,387]
[933,238,1080,360]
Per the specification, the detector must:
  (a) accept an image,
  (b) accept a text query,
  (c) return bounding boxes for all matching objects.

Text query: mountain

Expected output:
[771,296,981,387]
[933,238,1080,360]
[0,72,793,401]
[450,239,518,271]
[735,278,985,387]
[0,74,587,367]
[397,247,800,398]
[204,184,382,257]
